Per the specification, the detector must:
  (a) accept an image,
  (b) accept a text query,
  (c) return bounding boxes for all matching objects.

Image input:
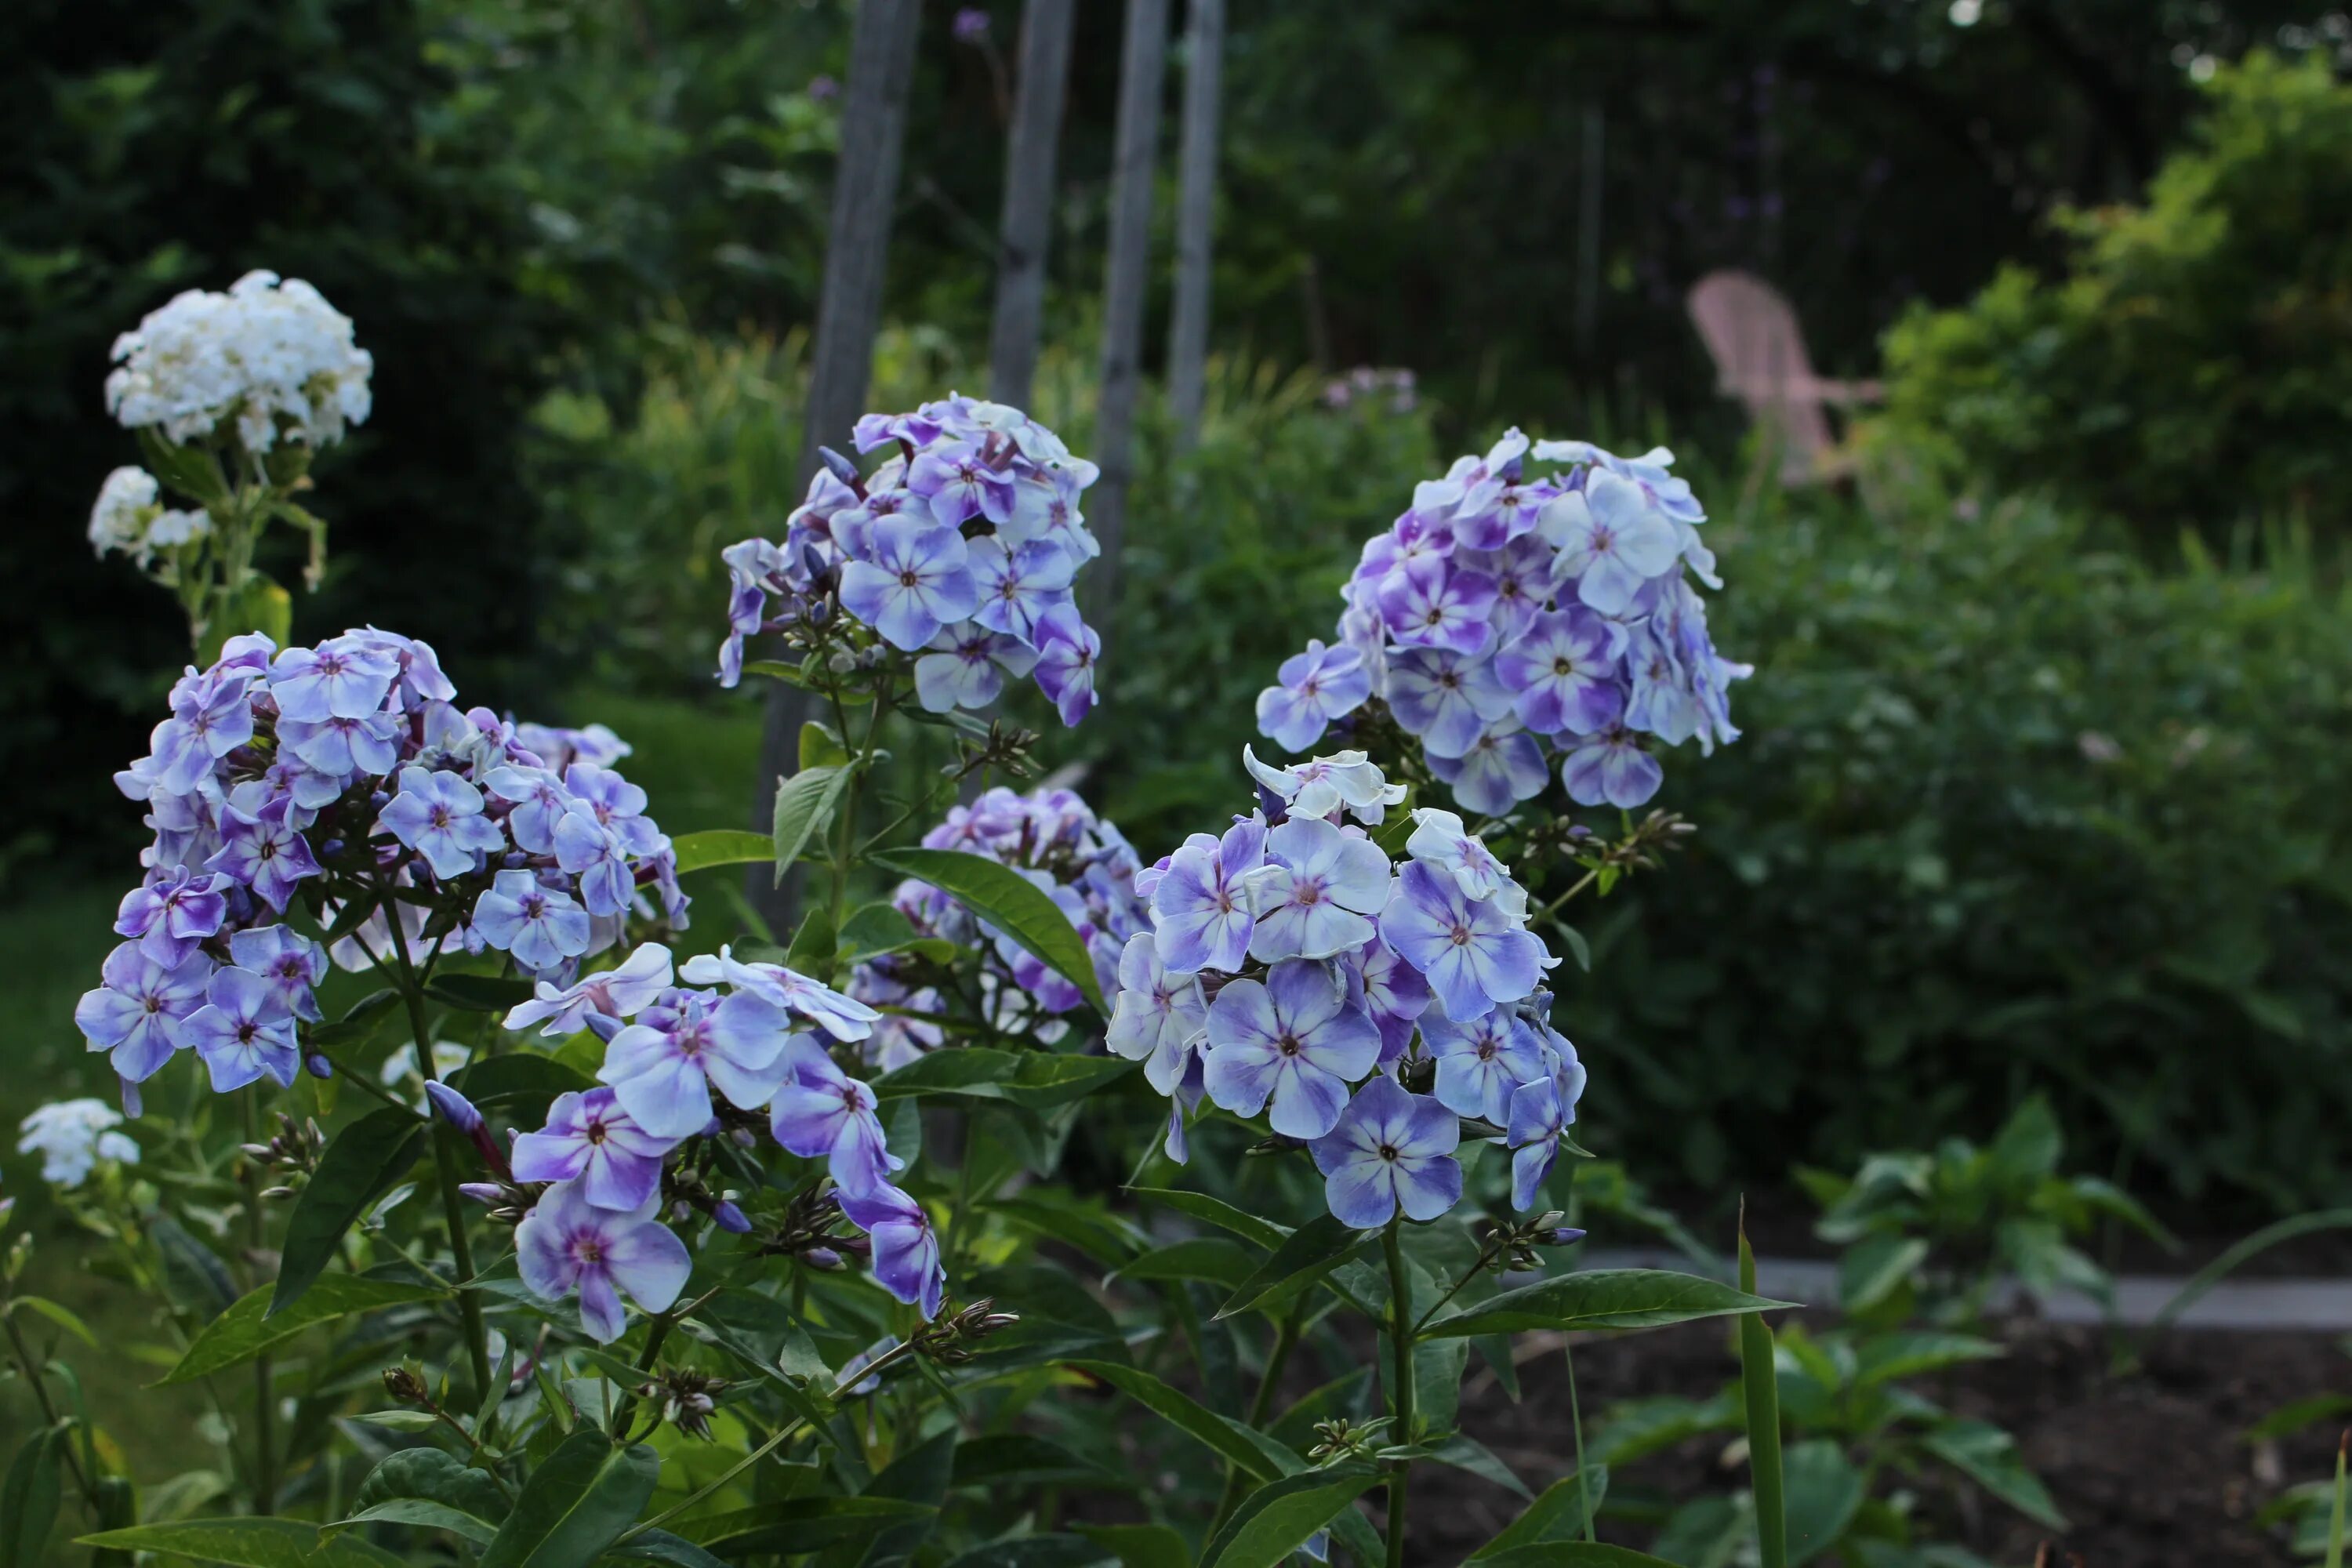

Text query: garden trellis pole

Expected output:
[750,0,923,930]
[1083,0,1170,636]
[1166,0,1224,452]
[987,0,1077,411]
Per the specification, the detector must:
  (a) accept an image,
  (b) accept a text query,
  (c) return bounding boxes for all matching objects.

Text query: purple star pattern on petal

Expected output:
[1150,816,1266,973]
[114,865,230,967]
[1427,720,1549,816]
[1029,603,1100,727]
[205,796,321,912]
[182,966,299,1092]
[1308,1076,1463,1227]
[1202,958,1381,1139]
[768,1033,902,1197]
[1377,556,1497,657]
[267,637,398,723]
[517,1184,691,1344]
[1105,932,1206,1093]
[472,869,593,973]
[378,766,504,879]
[1559,725,1664,809]
[597,989,792,1139]
[75,942,212,1082]
[512,1088,676,1210]
[838,516,980,651]
[1495,608,1627,738]
[1377,861,1544,1023]
[967,536,1075,645]
[1424,1008,1544,1123]
[1241,816,1390,962]
[227,925,326,1022]
[1255,640,1374,753]
[1384,648,1514,760]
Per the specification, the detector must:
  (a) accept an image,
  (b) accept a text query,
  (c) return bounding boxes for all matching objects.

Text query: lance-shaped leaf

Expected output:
[1468,1467,1611,1560]
[1126,1187,1290,1251]
[1738,1219,1788,1568]
[2,1427,65,1568]
[1201,1466,1381,1568]
[270,1107,427,1316]
[77,1520,404,1568]
[771,764,850,887]
[1422,1269,1793,1338]
[162,1275,446,1385]
[328,1448,509,1544]
[670,829,778,875]
[477,1431,658,1568]
[1214,1214,1370,1320]
[1064,1361,1293,1482]
[670,1498,936,1556]
[869,848,1109,1014]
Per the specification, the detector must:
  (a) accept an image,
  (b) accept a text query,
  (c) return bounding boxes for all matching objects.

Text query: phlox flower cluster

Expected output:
[88,466,211,567]
[869,786,1149,1064]
[75,627,687,1105]
[1106,748,1587,1226]
[718,397,1104,725]
[16,1101,142,1190]
[498,942,946,1338]
[104,270,372,453]
[1257,434,1748,814]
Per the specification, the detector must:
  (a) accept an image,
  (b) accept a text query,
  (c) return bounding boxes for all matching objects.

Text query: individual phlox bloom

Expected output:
[1461,537,1555,639]
[1427,718,1549,816]
[1104,932,1206,1093]
[914,622,1036,713]
[278,710,401,778]
[149,670,255,794]
[16,1100,141,1188]
[597,989,793,1139]
[908,438,1016,527]
[206,795,321,911]
[1030,603,1101,727]
[1384,648,1514,760]
[768,1033,901,1198]
[1506,1066,1575,1212]
[483,765,572,855]
[967,536,1074,644]
[839,1183,946,1319]
[1559,724,1663,809]
[1308,1076,1462,1227]
[506,943,675,1039]
[1202,957,1381,1139]
[228,925,327,1022]
[678,946,880,1042]
[1424,1008,1544,1123]
[553,806,633,917]
[378,767,503,879]
[267,638,398,724]
[838,516,979,651]
[1243,746,1403,826]
[517,1184,691,1344]
[1240,816,1389,962]
[183,965,300,1092]
[472,869,593,972]
[114,865,230,967]
[1357,938,1432,1065]
[1495,608,1626,738]
[1538,472,1681,616]
[1403,808,1508,902]
[1377,556,1497,657]
[1150,815,1267,973]
[1378,861,1546,1022]
[512,1087,677,1210]
[1256,640,1373,753]
[75,942,212,1082]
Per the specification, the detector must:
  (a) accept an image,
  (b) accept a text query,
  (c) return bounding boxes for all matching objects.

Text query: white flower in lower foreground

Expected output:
[17,1099,141,1189]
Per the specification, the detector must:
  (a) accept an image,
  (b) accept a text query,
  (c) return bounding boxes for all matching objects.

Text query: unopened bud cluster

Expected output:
[242,1112,325,1199]
[636,1367,728,1440]
[1483,1211,1587,1273]
[910,1297,1019,1365]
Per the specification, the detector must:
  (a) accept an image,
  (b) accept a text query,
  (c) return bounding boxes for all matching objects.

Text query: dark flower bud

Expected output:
[817,446,860,488]
[304,1053,334,1080]
[458,1182,504,1205]
[424,1081,483,1134]
[382,1367,431,1406]
[712,1201,751,1234]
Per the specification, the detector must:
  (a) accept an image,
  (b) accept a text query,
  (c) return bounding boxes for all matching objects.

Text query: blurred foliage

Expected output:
[1875,52,2352,539]
[1575,475,2352,1214]
[0,0,577,869]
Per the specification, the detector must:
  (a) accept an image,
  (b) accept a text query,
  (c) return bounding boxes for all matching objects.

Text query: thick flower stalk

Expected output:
[1108,747,1586,1221]
[497,940,949,1334]
[72,627,688,1109]
[1255,434,1748,814]
[717,395,1104,724]
[91,271,372,654]
[863,786,1151,1065]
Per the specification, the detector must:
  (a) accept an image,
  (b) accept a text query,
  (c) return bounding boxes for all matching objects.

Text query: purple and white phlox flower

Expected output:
[839,1183,946,1319]
[1378,556,1497,657]
[1424,1008,1544,1123]
[505,942,674,1039]
[1378,861,1546,1023]
[1538,472,1682,617]
[205,797,321,912]
[1030,603,1100,728]
[1559,724,1664,809]
[679,947,880,1042]
[114,865,230,967]
[1496,608,1626,738]
[473,870,593,973]
[1105,933,1206,1093]
[517,1184,691,1344]
[267,637,397,723]
[838,517,980,652]
[181,965,299,1092]
[597,988,792,1139]
[1403,808,1510,902]
[1384,649,1514,760]
[227,925,326,1023]
[1151,815,1267,973]
[915,624,1036,713]
[512,1087,676,1211]
[967,536,1073,644]
[1240,816,1390,962]
[378,767,503,879]
[1426,718,1550,816]
[1243,747,1406,826]
[768,1033,902,1198]
[1309,1076,1463,1228]
[75,942,212,1083]
[1202,958,1381,1140]
[1255,640,1374,753]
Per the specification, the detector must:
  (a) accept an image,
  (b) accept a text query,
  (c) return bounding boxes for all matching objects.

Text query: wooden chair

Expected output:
[1686,268,1882,487]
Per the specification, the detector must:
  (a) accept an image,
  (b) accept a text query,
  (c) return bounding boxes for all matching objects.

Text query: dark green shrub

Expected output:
[1875,51,2352,538]
[1577,478,2352,1214]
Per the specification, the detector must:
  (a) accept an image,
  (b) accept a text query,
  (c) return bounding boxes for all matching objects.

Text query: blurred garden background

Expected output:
[6,0,2352,1252]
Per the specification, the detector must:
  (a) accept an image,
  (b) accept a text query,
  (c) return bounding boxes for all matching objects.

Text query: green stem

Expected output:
[1566,1336,1593,1544]
[1537,866,1602,924]
[0,1309,98,1506]
[393,969,492,1396]
[240,1090,278,1515]
[1381,1219,1415,1568]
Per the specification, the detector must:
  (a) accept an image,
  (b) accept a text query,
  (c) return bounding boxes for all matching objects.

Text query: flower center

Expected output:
[1553,657,1574,677]
[575,1237,604,1264]
[898,568,921,588]
[1378,1144,1399,1162]
[1294,879,1323,907]
[1449,924,1472,947]
[585,1121,608,1145]
[1476,1040,1496,1061]
[1276,1033,1302,1058]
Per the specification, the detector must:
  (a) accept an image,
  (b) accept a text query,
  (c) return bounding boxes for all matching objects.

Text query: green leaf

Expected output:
[1852,1331,2003,1388]
[799,720,851,771]
[452,1054,596,1120]
[162,1274,446,1385]
[1127,1188,1290,1251]
[987,1192,1149,1266]
[943,1537,1117,1568]
[1065,1361,1290,1482]
[151,1215,240,1322]
[673,1499,936,1556]
[1472,1548,1683,1567]
[771,764,849,886]
[331,1447,509,1544]
[605,1529,731,1568]
[137,428,230,506]
[1214,1214,1370,1320]
[1918,1421,2066,1531]
[1200,1466,1380,1568]
[270,1107,428,1316]
[1430,1433,1532,1500]
[1468,1468,1610,1559]
[870,848,1109,1014]
[786,906,837,974]
[425,975,536,1013]
[8,1296,96,1348]
[670,829,778,875]
[825,1428,955,1567]
[1112,1237,1258,1290]
[1780,1439,1864,1561]
[477,1431,659,1568]
[949,1435,1116,1490]
[1738,1221,1788,1568]
[1,1428,64,1568]
[1073,1523,1189,1568]
[77,1520,404,1568]
[1836,1235,1929,1315]
[307,989,399,1050]
[2146,1207,2352,1337]
[874,1049,1131,1110]
[1423,1269,1793,1338]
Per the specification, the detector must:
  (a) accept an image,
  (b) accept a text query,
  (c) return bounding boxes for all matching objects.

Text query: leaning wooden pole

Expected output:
[1165,0,1224,452]
[749,0,923,931]
[1083,0,1169,634]
[987,0,1078,412]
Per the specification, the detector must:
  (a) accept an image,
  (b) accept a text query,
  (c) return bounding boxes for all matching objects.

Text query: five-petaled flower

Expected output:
[516,1184,692,1344]
[1309,1076,1464,1229]
[1202,958,1381,1139]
